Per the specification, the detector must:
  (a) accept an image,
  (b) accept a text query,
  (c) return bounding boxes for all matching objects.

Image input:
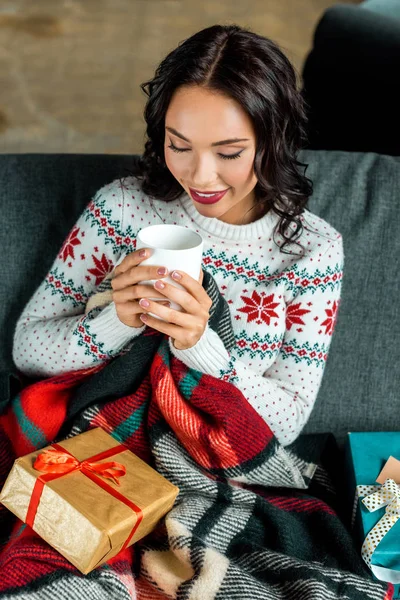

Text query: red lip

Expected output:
[189,188,229,205]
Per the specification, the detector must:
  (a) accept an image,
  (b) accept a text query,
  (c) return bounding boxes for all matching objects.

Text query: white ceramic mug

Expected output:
[136,224,204,313]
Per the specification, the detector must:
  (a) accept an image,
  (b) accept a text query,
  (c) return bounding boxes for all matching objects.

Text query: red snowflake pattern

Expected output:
[286,303,311,331]
[88,254,114,285]
[59,227,81,262]
[320,300,339,335]
[237,291,279,325]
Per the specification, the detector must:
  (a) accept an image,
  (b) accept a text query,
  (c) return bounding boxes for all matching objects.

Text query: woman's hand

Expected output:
[138,269,212,350]
[111,249,170,328]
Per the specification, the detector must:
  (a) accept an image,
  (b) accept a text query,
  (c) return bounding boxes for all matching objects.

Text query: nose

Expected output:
[190,153,218,189]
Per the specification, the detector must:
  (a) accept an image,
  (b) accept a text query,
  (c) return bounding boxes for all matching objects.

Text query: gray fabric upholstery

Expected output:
[299,150,400,442]
[1,151,399,445]
[1,153,136,376]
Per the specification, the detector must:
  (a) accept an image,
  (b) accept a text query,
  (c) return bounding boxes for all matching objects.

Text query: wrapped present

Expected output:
[0,427,179,574]
[345,432,400,598]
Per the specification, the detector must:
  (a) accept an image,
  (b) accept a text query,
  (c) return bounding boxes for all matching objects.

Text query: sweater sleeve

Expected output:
[169,236,344,446]
[12,178,145,378]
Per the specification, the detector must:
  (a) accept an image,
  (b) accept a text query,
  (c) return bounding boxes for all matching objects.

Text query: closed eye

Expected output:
[167,142,243,161]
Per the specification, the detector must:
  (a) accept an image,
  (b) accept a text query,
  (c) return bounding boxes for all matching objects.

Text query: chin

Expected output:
[195,204,218,216]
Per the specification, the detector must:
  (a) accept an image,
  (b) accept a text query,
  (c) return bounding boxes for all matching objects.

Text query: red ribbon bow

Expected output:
[34,448,127,486]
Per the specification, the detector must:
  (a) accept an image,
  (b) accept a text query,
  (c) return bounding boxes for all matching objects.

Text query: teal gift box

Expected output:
[345,432,400,598]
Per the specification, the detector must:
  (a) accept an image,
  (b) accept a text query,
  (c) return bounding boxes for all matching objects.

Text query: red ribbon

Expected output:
[26,441,143,551]
[33,448,127,485]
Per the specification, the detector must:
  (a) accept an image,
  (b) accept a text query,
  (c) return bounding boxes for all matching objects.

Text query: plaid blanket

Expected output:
[0,272,393,600]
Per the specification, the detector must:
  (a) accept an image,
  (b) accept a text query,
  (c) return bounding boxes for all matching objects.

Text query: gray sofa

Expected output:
[1,150,399,446]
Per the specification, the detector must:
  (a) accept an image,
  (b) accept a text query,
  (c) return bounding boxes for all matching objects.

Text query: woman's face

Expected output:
[164,85,260,225]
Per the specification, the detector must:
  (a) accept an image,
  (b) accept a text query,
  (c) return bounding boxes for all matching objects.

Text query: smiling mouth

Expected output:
[189,187,230,204]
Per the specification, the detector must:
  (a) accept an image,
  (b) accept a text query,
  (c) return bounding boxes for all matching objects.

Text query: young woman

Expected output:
[12,24,343,446]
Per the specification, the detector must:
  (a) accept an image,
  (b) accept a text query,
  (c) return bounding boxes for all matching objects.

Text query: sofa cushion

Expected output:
[299,149,400,442]
[1,153,136,377]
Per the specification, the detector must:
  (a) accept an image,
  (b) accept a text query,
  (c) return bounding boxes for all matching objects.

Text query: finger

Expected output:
[170,271,210,306]
[114,300,145,326]
[153,274,212,313]
[112,265,169,292]
[114,248,152,276]
[113,284,168,303]
[115,299,170,322]
[138,298,192,327]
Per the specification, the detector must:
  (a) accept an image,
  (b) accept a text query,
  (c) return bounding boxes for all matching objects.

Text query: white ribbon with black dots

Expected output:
[356,478,400,584]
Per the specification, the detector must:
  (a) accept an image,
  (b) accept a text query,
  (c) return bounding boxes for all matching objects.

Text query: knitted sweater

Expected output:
[13,176,344,445]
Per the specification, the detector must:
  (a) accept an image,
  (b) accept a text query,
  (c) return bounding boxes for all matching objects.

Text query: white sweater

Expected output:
[13,176,344,445]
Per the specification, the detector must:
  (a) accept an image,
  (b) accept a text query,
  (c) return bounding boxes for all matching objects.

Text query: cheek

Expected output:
[164,150,186,180]
[164,147,174,171]
[228,158,256,188]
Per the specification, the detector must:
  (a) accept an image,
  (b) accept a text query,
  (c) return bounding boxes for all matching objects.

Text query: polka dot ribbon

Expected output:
[352,484,380,528]
[357,478,400,568]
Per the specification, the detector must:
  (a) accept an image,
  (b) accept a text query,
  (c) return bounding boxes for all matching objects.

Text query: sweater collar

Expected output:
[179,192,280,242]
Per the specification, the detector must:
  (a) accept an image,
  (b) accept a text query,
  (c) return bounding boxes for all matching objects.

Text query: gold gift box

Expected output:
[0,427,179,574]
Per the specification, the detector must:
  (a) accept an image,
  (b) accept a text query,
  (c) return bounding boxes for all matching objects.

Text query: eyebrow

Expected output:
[165,126,249,146]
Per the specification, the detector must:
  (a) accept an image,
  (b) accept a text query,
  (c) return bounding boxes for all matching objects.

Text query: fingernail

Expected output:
[139,249,146,257]
[139,299,150,308]
[157,267,167,276]
[140,314,148,322]
[155,280,165,290]
[172,271,181,280]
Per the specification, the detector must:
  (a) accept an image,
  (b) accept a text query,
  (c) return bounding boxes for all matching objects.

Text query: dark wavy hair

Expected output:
[136,23,313,253]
